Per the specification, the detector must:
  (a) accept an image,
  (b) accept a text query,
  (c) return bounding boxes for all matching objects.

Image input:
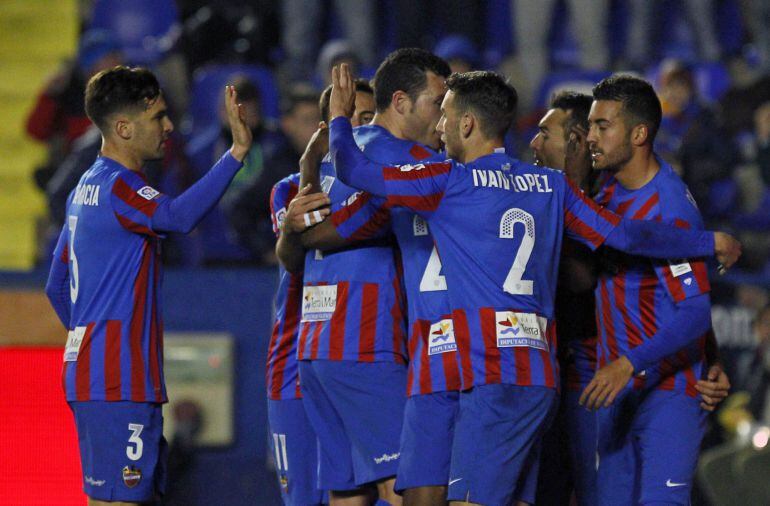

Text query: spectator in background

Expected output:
[280,0,374,85]
[655,59,737,209]
[185,76,283,265]
[315,39,361,87]
[226,85,321,264]
[434,34,480,73]
[26,29,122,189]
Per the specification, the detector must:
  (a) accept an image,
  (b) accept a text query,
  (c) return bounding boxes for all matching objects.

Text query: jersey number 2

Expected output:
[499,208,535,295]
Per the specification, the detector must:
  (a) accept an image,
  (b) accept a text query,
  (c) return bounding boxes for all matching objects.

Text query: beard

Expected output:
[593,137,632,172]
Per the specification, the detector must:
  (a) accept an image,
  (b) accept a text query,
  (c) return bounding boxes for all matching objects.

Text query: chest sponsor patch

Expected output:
[301,285,337,322]
[668,260,693,277]
[63,326,87,362]
[495,311,548,351]
[428,319,457,355]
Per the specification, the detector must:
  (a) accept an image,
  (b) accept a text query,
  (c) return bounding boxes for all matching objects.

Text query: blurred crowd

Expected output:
[24,0,770,447]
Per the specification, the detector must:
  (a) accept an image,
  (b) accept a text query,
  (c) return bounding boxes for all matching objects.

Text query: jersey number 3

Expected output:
[499,208,535,295]
[67,216,80,303]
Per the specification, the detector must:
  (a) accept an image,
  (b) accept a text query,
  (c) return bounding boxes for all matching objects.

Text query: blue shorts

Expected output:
[447,384,557,506]
[69,401,167,502]
[596,388,707,506]
[564,388,598,506]
[267,398,325,505]
[395,390,460,492]
[299,360,407,490]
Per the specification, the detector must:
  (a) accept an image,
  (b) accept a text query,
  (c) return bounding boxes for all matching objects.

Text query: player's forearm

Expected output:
[301,220,347,250]
[605,219,714,259]
[625,293,711,373]
[329,116,387,196]
[299,154,322,194]
[276,231,305,274]
[45,261,71,328]
[152,150,242,234]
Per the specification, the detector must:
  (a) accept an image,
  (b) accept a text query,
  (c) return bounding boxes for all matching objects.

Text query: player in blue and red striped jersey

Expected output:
[265,82,376,506]
[278,51,453,506]
[579,75,725,505]
[44,66,252,505]
[328,66,741,506]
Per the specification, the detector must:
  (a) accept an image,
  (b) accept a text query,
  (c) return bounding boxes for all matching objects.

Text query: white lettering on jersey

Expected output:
[472,170,552,193]
[137,186,160,200]
[72,184,101,206]
[398,163,425,172]
[494,311,548,351]
[63,326,87,361]
[301,285,338,322]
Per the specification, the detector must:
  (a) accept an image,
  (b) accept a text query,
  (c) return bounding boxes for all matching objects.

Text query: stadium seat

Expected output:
[89,0,180,65]
[187,64,280,137]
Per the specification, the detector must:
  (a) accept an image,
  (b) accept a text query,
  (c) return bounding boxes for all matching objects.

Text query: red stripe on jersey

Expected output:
[75,323,95,401]
[331,192,371,228]
[597,181,617,207]
[600,278,618,360]
[295,376,302,398]
[662,266,687,302]
[383,162,451,181]
[115,213,159,237]
[309,321,322,360]
[329,281,349,360]
[409,144,433,160]
[564,210,608,248]
[638,272,659,337]
[615,197,636,216]
[442,348,461,391]
[631,193,659,220]
[679,350,699,397]
[452,309,475,389]
[104,320,122,401]
[148,254,162,402]
[297,323,311,360]
[386,193,443,212]
[693,261,711,293]
[129,242,151,402]
[658,359,676,390]
[349,206,392,243]
[541,324,556,388]
[112,177,159,217]
[358,283,379,361]
[614,271,643,348]
[479,308,501,384]
[418,320,433,394]
[567,180,621,225]
[60,240,69,263]
[391,274,407,365]
[269,274,302,399]
[514,348,531,386]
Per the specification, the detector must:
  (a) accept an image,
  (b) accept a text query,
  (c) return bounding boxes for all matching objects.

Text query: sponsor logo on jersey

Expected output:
[495,311,548,350]
[321,175,335,194]
[428,319,457,355]
[301,285,338,322]
[122,466,142,488]
[398,163,425,172]
[72,184,100,206]
[63,326,87,362]
[274,207,287,229]
[373,452,400,464]
[85,475,105,487]
[137,186,160,200]
[668,260,693,277]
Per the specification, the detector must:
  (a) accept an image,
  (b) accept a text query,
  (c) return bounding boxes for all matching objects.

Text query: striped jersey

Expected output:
[593,160,710,396]
[373,151,621,390]
[298,124,423,363]
[266,173,303,400]
[54,156,171,403]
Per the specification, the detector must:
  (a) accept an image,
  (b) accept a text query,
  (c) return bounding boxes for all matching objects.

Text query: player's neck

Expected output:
[462,138,503,164]
[100,139,143,172]
[371,111,404,140]
[614,149,660,190]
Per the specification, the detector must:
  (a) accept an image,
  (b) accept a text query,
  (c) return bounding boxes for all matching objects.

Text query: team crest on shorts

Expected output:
[122,465,142,488]
[428,319,457,355]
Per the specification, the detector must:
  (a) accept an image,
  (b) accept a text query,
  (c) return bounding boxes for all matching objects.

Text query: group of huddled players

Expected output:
[46,48,740,506]
[265,49,740,506]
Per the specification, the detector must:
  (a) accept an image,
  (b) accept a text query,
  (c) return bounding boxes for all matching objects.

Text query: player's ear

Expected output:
[461,112,474,139]
[392,90,409,115]
[631,123,648,146]
[114,116,133,141]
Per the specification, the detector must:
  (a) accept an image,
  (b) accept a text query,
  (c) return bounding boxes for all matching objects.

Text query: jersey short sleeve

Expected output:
[109,170,170,237]
[562,176,621,250]
[330,191,391,241]
[381,160,453,219]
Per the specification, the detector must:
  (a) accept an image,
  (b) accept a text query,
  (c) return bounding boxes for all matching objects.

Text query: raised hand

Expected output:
[282,184,331,235]
[302,122,329,163]
[225,85,253,162]
[329,63,356,120]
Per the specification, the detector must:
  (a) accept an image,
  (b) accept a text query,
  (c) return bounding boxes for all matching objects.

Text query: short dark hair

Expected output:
[373,48,451,112]
[446,71,517,139]
[318,78,373,122]
[85,65,161,131]
[592,75,662,142]
[550,91,592,133]
[281,84,319,116]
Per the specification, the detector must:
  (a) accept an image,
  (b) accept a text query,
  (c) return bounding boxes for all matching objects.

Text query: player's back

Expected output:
[62,156,166,403]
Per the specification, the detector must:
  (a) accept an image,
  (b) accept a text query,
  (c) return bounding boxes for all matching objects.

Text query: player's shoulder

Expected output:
[273,172,301,192]
[355,124,437,163]
[653,159,702,224]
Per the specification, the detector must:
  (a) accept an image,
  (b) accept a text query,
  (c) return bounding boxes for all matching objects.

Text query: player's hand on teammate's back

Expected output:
[283,184,331,235]
[579,356,635,410]
[713,232,741,273]
[302,122,330,164]
[329,63,356,120]
[696,364,731,411]
[225,84,253,162]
